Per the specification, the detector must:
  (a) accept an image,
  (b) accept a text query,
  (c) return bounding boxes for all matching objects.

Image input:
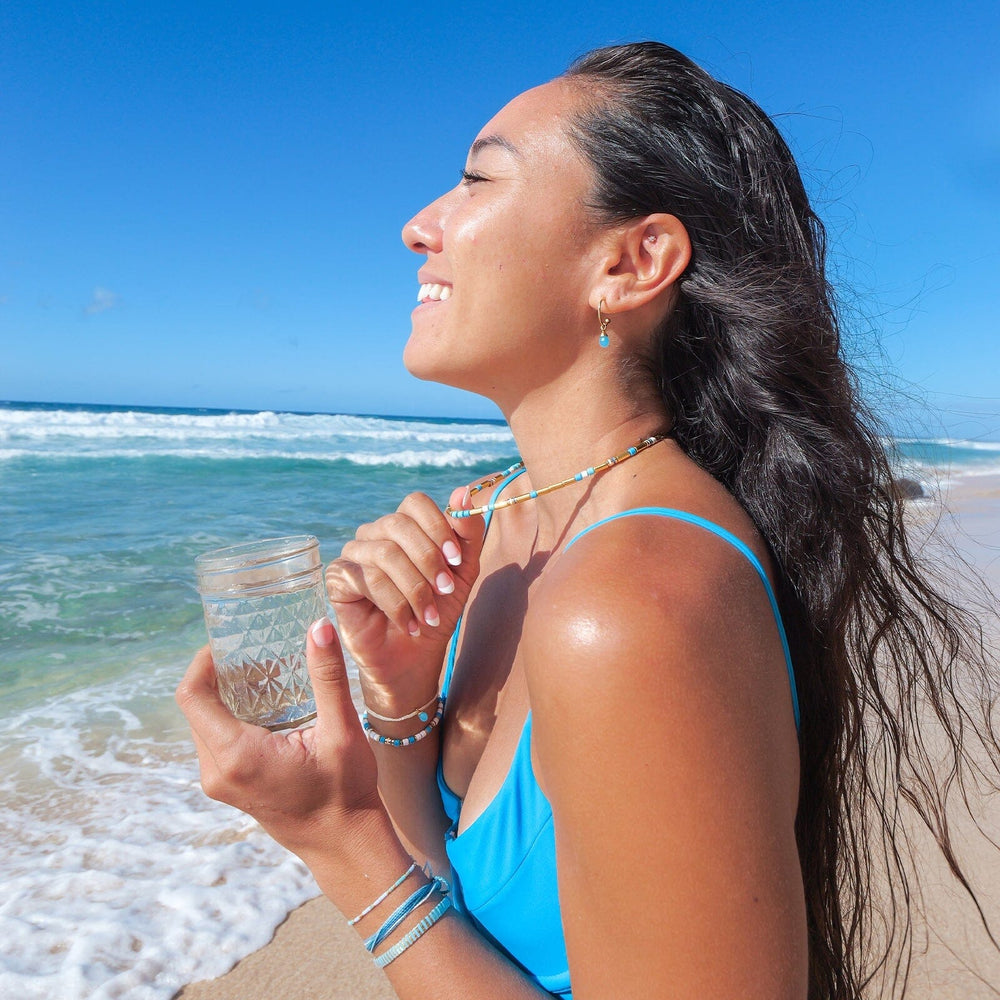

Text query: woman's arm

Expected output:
[324,488,484,870]
[524,516,807,1000]
[176,628,553,1000]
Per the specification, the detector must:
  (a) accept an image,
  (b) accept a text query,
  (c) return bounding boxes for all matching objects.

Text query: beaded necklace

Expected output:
[445,433,669,519]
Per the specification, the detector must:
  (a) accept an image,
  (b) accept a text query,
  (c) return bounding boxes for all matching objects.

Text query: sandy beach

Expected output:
[175,476,1000,1000]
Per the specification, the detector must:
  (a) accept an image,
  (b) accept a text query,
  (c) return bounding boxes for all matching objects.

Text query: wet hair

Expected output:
[564,41,999,999]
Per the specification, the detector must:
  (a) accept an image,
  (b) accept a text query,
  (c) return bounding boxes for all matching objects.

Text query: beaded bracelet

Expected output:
[373,894,453,969]
[362,697,445,747]
[347,861,417,927]
[363,875,450,953]
[365,692,440,724]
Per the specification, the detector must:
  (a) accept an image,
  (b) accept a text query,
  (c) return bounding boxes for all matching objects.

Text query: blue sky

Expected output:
[2,0,998,437]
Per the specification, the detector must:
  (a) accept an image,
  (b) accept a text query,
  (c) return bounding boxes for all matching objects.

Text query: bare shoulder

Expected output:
[525,509,798,759]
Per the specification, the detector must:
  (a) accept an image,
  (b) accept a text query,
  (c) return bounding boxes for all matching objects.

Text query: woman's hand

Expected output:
[325,488,485,703]
[175,619,384,862]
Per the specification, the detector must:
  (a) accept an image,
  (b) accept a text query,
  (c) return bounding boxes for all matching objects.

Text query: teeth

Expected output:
[417,282,451,302]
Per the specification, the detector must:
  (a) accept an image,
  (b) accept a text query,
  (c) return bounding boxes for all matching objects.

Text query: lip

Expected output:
[417,272,451,287]
[413,297,445,311]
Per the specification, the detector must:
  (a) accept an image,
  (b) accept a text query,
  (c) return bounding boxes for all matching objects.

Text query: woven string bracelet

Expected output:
[373,893,453,969]
[362,697,445,747]
[364,692,440,724]
[347,861,417,927]
[364,875,449,953]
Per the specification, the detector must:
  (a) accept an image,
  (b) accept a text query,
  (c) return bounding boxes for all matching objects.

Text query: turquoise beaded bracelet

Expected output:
[362,697,445,747]
[373,893,453,969]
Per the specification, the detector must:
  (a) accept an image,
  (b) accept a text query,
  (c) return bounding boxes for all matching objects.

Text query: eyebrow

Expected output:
[468,134,522,160]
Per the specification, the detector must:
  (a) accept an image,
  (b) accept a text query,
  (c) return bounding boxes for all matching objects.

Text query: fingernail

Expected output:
[424,606,440,628]
[311,617,335,647]
[442,540,462,566]
[408,619,421,637]
[436,571,455,595]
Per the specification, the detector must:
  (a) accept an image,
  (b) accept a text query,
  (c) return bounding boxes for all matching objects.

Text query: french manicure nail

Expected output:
[311,617,335,647]
[442,540,462,566]
[424,607,440,628]
[436,571,455,595]
[408,620,421,637]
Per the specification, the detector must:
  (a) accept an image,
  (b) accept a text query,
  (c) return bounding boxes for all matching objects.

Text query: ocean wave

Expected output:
[0,446,514,467]
[895,459,1000,477]
[0,407,515,467]
[892,437,1000,452]
[0,407,512,444]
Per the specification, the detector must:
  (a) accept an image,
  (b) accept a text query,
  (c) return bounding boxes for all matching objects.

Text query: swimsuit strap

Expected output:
[440,466,528,698]
[565,508,801,733]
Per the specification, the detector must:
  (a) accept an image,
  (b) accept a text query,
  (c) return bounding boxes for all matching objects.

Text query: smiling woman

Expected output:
[176,41,1000,1000]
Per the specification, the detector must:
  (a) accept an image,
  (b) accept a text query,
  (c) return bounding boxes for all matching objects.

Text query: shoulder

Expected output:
[527,508,781,708]
[523,508,799,807]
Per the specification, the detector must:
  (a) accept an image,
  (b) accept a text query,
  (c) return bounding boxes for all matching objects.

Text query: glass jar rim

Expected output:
[196,534,318,571]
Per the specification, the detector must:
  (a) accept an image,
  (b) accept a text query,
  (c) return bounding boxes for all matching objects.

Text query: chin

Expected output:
[402,340,502,403]
[401,336,444,383]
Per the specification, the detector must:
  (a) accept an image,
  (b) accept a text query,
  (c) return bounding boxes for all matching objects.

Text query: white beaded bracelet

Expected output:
[373,893,453,969]
[347,861,417,927]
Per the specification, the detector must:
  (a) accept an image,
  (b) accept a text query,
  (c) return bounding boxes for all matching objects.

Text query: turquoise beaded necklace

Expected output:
[445,433,668,519]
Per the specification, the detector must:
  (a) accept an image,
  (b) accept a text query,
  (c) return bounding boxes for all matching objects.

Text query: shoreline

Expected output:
[174,477,1000,1000]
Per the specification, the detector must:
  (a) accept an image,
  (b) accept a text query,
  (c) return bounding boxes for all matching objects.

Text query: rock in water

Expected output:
[894,477,925,500]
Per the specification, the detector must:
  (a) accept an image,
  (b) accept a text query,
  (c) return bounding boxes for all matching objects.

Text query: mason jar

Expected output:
[195,535,324,730]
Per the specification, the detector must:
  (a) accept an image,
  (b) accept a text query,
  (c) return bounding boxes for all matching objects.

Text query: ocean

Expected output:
[1,401,998,999]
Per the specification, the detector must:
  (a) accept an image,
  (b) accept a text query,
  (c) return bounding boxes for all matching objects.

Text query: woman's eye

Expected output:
[460,169,488,185]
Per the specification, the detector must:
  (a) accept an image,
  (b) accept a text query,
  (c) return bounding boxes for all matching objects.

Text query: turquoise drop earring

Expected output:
[597,299,611,348]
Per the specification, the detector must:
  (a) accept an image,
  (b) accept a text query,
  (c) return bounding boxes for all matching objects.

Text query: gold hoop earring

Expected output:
[597,299,610,348]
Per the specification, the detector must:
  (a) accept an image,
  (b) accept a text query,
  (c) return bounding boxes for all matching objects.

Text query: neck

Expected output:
[499,369,671,548]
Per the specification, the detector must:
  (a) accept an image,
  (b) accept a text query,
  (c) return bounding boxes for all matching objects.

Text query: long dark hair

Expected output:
[564,41,999,999]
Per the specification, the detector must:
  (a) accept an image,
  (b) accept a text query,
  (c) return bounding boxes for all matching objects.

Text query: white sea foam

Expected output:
[0,407,514,467]
[0,445,512,467]
[0,665,323,1000]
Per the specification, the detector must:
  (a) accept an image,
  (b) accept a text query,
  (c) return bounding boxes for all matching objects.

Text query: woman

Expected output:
[177,42,998,999]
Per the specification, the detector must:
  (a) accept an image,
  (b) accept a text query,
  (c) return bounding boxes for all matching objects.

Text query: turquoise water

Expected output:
[891,436,1000,479]
[0,404,516,716]
[0,400,996,998]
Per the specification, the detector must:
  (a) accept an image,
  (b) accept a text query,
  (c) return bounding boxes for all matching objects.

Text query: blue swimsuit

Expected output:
[436,472,801,998]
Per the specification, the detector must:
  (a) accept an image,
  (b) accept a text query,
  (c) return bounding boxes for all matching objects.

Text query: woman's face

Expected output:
[401,79,605,402]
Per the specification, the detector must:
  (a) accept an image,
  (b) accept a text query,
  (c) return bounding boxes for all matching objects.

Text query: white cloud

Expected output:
[85,286,119,315]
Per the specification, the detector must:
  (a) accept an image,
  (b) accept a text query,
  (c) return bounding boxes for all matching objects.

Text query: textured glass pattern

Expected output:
[202,584,323,729]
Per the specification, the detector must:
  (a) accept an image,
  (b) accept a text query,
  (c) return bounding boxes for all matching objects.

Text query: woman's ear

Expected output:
[590,214,690,314]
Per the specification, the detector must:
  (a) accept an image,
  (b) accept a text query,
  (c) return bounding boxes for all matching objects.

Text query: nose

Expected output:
[402,195,446,255]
